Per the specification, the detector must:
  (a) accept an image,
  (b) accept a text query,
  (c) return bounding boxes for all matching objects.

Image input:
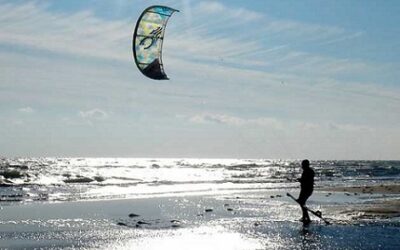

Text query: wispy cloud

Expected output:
[18,106,34,114]
[0,1,374,78]
[318,31,364,46]
[79,109,108,120]
[195,1,263,22]
[188,112,374,133]
[263,19,346,41]
[58,108,109,127]
[327,122,373,132]
[164,1,372,79]
[189,113,283,129]
[0,2,130,61]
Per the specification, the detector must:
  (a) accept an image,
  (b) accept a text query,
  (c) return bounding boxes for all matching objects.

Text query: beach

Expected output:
[1,158,400,249]
[318,184,400,221]
[1,185,399,249]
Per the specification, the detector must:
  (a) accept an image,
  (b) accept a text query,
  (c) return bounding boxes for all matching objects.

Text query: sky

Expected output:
[0,0,399,160]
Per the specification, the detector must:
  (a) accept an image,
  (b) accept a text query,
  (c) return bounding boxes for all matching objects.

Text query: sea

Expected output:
[1,158,399,203]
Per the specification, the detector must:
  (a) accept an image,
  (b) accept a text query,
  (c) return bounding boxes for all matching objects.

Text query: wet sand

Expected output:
[1,189,400,249]
[318,184,400,194]
[317,184,400,220]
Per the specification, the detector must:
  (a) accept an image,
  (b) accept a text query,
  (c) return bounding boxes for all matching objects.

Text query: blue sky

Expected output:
[0,0,399,159]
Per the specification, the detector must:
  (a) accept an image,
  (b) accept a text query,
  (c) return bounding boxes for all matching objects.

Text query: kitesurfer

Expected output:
[297,159,315,224]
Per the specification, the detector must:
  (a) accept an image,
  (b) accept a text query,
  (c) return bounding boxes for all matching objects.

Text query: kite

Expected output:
[132,6,179,80]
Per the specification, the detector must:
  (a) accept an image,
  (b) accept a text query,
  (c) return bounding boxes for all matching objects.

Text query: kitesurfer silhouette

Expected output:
[297,159,315,224]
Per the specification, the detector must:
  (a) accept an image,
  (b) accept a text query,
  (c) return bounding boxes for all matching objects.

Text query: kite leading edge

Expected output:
[133,6,179,80]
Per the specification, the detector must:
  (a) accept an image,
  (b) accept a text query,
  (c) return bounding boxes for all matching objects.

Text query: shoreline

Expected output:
[317,184,400,194]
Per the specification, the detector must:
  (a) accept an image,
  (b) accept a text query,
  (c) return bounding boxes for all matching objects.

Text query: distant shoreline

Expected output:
[317,184,400,194]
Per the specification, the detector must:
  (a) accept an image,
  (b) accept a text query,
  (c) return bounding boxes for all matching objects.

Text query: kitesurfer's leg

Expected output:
[301,206,310,224]
[298,190,312,223]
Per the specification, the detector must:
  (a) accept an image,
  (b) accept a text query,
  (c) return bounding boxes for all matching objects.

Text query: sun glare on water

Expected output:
[106,226,265,250]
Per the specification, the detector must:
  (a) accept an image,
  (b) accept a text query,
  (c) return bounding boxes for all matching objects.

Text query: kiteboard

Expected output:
[287,193,330,225]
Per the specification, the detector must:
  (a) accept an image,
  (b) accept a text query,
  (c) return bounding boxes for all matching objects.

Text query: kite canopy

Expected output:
[133,6,179,80]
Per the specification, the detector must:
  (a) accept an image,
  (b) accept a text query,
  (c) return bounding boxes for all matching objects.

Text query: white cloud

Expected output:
[188,113,375,133]
[195,1,263,21]
[18,106,34,113]
[190,113,247,126]
[79,109,108,120]
[327,122,373,132]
